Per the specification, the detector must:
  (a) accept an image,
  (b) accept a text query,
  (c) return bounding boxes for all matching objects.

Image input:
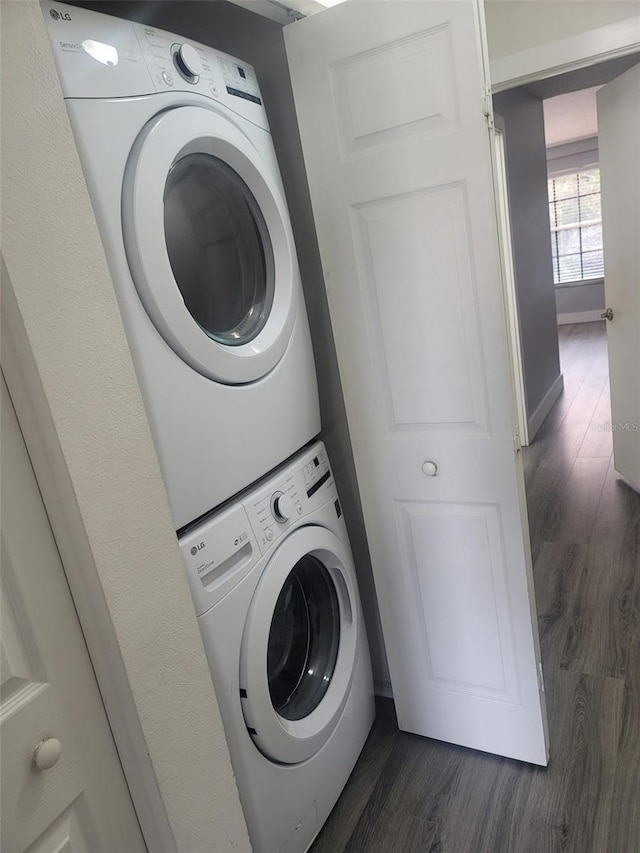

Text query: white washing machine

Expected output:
[180,442,375,853]
[43,2,320,529]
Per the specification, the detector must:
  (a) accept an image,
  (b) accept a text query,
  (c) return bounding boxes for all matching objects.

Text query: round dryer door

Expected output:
[240,526,359,765]
[122,105,297,385]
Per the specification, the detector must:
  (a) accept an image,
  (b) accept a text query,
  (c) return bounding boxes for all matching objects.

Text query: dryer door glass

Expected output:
[164,153,275,346]
[267,555,340,721]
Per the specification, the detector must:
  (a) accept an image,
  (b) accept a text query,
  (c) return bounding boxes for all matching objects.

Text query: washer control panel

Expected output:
[301,445,331,499]
[245,472,303,552]
[243,442,335,555]
[179,442,337,609]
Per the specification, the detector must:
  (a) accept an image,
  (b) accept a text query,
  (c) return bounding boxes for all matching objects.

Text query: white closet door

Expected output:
[285,0,548,764]
[598,64,640,492]
[1,375,146,852]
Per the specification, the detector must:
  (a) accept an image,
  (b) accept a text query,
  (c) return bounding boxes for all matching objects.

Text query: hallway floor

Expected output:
[312,322,640,853]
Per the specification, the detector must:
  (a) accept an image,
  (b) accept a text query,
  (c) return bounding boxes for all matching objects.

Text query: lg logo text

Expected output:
[50,9,72,21]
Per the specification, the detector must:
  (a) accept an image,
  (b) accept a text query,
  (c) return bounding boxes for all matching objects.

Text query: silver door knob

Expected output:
[422,460,438,477]
[33,737,62,770]
[601,308,613,321]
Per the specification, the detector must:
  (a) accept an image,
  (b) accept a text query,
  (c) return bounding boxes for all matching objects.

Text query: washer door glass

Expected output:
[240,525,359,764]
[164,153,274,347]
[267,555,340,721]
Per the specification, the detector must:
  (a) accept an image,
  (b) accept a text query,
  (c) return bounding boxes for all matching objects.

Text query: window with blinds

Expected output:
[548,168,603,285]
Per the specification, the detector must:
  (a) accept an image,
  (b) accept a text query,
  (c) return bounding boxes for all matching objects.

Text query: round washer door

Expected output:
[122,105,297,385]
[240,525,359,764]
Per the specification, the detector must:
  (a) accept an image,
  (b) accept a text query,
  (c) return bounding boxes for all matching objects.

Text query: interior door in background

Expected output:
[597,63,640,492]
[285,0,549,764]
[1,375,146,853]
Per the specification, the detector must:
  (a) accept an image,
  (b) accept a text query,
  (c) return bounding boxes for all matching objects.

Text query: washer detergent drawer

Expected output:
[180,504,258,616]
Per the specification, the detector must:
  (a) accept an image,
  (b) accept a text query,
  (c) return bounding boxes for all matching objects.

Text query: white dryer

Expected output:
[180,442,375,853]
[43,2,320,529]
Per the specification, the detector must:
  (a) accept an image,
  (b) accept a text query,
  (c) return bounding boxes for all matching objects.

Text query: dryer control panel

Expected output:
[42,1,269,131]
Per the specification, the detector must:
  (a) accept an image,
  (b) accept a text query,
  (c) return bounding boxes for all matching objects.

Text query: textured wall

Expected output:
[493,89,562,427]
[0,3,250,850]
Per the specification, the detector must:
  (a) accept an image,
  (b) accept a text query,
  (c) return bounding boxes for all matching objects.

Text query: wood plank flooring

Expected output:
[313,322,640,853]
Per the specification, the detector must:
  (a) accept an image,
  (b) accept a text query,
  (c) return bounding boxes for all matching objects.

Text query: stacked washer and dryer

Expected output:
[44,4,374,851]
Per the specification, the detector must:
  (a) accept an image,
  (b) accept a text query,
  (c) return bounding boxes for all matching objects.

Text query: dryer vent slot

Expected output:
[199,541,253,590]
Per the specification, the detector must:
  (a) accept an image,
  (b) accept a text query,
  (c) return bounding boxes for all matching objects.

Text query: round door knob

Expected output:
[272,492,294,522]
[175,43,202,79]
[34,737,62,771]
[422,460,438,477]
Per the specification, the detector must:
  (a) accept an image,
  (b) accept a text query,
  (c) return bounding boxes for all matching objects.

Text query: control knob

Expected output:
[174,43,203,81]
[272,492,294,523]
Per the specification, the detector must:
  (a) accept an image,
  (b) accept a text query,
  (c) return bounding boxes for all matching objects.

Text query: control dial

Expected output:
[271,492,294,523]
[174,43,203,82]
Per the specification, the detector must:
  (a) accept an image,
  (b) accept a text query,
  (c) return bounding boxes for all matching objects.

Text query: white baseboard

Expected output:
[557,310,604,325]
[528,373,564,441]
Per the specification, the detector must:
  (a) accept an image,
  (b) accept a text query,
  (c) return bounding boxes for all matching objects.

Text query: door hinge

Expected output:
[538,661,545,693]
[513,429,522,455]
[483,89,494,130]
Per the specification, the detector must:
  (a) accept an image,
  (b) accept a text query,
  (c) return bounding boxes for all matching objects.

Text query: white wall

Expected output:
[485,0,639,61]
[0,3,250,851]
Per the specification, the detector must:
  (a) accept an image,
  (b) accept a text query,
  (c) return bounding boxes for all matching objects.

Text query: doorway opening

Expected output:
[489,50,640,853]
[493,52,640,453]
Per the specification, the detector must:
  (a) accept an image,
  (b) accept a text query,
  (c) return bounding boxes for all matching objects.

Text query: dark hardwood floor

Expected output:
[313,322,640,853]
